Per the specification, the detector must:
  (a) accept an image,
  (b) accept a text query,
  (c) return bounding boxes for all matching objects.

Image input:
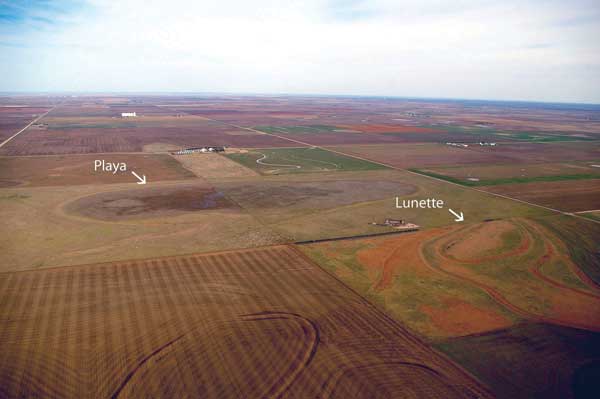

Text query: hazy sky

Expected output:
[1,0,599,103]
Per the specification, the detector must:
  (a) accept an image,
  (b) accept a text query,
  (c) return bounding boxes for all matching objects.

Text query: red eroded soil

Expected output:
[420,298,513,336]
[357,229,445,291]
[428,219,600,332]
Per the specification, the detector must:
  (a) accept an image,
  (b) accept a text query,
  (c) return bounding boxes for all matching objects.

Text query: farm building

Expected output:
[173,146,225,155]
[371,219,420,231]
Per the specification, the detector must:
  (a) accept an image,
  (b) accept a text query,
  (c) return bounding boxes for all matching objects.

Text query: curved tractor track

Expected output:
[421,219,600,332]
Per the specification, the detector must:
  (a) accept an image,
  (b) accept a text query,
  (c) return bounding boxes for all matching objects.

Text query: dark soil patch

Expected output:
[66,184,235,220]
[437,322,600,399]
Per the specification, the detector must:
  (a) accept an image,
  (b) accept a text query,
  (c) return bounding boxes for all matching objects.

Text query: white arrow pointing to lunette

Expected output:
[448,208,464,222]
[131,171,146,184]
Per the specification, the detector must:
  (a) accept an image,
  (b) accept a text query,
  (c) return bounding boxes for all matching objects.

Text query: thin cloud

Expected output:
[1,0,599,103]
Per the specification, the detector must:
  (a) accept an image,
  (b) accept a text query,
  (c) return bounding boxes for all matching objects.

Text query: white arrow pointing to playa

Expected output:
[448,208,464,222]
[131,171,146,185]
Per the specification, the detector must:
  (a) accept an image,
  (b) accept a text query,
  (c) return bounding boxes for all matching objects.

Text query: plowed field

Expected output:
[0,246,491,398]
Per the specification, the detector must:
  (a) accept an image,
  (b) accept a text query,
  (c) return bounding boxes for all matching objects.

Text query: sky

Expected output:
[1,0,599,103]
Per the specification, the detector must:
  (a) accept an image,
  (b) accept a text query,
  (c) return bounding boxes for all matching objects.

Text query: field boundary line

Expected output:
[289,244,496,399]
[0,106,56,149]
[0,244,293,275]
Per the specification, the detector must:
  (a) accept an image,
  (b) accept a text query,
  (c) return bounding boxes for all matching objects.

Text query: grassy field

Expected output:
[0,181,284,271]
[0,153,195,187]
[425,125,599,142]
[224,147,388,175]
[410,168,600,186]
[326,143,510,169]
[535,214,600,285]
[253,125,342,134]
[301,216,600,339]
[580,211,600,222]
[299,228,518,340]
[214,169,550,242]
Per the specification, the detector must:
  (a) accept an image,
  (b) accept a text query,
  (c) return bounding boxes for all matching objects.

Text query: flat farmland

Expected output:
[0,245,491,398]
[214,169,549,241]
[466,142,600,163]
[0,114,296,156]
[0,181,283,271]
[0,154,195,187]
[172,153,258,180]
[336,124,441,133]
[0,106,49,141]
[254,125,498,145]
[224,147,388,175]
[483,179,600,212]
[416,161,600,186]
[326,143,514,169]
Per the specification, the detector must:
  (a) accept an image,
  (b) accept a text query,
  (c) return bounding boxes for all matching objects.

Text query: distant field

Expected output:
[466,142,600,163]
[0,154,195,187]
[326,143,513,168]
[411,164,600,187]
[253,125,343,134]
[0,106,49,141]
[428,125,600,142]
[0,245,491,398]
[416,162,600,183]
[482,179,600,212]
[0,114,296,155]
[224,147,388,175]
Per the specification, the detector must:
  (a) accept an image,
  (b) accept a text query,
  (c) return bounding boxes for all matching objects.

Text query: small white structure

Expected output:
[121,112,137,117]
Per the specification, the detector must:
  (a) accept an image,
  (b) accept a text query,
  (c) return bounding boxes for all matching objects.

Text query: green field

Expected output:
[425,125,599,142]
[410,168,600,187]
[253,125,341,134]
[536,214,600,285]
[224,147,387,175]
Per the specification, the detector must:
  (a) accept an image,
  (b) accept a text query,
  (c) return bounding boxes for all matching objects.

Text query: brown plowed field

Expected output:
[0,246,491,398]
[0,154,195,187]
[0,107,49,141]
[0,125,298,155]
[483,179,600,212]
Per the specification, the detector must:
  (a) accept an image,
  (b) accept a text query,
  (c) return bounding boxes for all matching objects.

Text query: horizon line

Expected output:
[0,91,599,107]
